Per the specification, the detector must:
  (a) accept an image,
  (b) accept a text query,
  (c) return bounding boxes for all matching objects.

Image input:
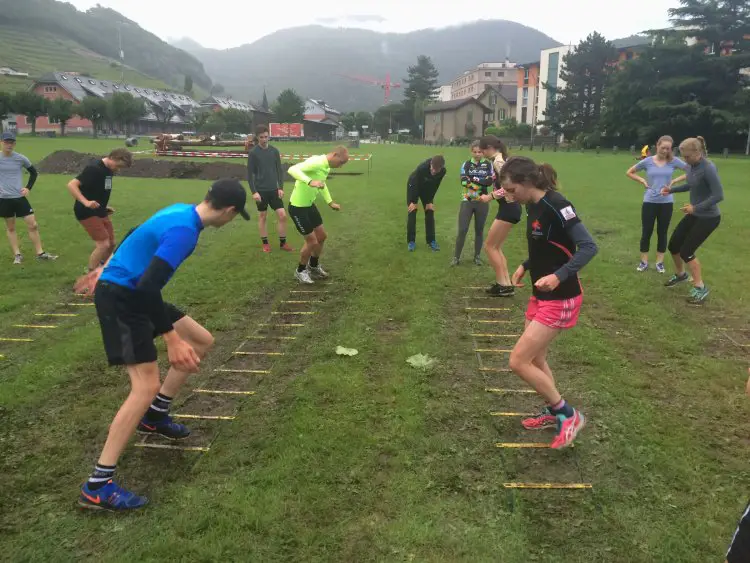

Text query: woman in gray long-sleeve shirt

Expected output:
[660,136,724,304]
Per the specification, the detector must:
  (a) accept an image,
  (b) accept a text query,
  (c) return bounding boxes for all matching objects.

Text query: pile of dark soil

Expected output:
[37,150,295,182]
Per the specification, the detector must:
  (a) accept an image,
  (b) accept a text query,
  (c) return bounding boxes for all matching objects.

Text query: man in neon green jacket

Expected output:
[287,146,349,284]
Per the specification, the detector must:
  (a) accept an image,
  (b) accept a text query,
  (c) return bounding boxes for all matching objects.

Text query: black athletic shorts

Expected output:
[727,500,750,563]
[667,214,721,263]
[95,281,186,366]
[495,198,522,224]
[255,191,284,212]
[0,197,34,218]
[288,203,322,236]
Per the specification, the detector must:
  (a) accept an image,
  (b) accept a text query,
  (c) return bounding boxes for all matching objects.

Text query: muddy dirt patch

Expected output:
[37,150,296,182]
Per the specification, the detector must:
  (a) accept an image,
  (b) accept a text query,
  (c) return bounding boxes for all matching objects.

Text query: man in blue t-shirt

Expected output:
[76,179,250,512]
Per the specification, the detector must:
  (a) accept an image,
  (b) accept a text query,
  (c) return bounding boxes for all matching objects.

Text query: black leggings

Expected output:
[668,214,721,263]
[640,202,673,254]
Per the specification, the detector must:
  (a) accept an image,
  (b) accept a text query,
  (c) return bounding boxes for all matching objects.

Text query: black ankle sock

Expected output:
[280,237,286,246]
[145,393,172,422]
[261,237,269,245]
[309,256,319,268]
[550,399,575,418]
[87,463,116,490]
[297,264,307,273]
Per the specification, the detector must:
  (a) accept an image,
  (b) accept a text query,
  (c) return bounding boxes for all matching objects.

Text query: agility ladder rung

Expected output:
[193,389,256,396]
[173,414,236,421]
[134,443,209,452]
[503,482,592,490]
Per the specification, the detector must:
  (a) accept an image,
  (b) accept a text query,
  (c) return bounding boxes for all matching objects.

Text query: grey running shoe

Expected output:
[37,252,58,261]
[294,269,314,284]
[13,253,22,265]
[309,265,329,279]
[664,272,689,287]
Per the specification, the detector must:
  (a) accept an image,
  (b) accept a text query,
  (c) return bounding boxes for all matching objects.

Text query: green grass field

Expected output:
[1,137,749,562]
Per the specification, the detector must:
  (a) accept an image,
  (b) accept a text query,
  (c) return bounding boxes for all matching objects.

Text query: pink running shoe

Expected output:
[550,410,586,449]
[522,407,557,430]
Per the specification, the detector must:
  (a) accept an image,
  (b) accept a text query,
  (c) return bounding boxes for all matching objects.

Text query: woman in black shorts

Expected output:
[660,136,724,304]
[478,135,522,297]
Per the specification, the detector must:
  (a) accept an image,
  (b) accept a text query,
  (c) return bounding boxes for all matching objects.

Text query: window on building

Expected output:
[524,69,530,79]
[489,94,497,106]
[48,116,59,124]
[485,71,491,77]
[521,107,528,123]
[523,87,529,103]
[498,108,506,120]
[498,71,504,77]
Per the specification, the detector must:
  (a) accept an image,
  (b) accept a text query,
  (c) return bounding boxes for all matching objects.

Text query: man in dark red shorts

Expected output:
[67,148,133,271]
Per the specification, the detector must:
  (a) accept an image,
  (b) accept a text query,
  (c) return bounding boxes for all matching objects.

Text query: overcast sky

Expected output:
[67,0,678,50]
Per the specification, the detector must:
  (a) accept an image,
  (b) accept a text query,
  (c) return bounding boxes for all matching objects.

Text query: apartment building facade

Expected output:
[450,61,517,100]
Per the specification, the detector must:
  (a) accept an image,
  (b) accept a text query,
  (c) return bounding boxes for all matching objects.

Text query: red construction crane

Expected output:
[336,73,402,104]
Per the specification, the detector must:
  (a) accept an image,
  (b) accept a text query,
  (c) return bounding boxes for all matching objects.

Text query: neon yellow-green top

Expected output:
[288,154,333,207]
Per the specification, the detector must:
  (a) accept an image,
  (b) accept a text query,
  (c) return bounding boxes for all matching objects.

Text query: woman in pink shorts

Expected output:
[501,156,599,449]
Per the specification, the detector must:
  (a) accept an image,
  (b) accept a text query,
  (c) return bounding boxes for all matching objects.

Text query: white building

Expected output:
[450,61,517,100]
[436,85,452,102]
[536,45,573,126]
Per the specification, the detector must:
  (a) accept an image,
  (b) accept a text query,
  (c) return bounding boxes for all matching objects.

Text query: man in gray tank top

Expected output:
[0,132,57,264]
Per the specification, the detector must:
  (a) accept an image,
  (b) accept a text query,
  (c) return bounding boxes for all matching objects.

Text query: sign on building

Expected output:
[270,123,304,138]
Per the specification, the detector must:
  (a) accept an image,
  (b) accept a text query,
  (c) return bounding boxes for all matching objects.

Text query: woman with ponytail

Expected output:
[626,135,688,273]
[500,156,598,449]
[660,136,724,304]
[478,135,522,297]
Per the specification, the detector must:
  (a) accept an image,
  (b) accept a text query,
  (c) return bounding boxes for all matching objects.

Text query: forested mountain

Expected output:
[172,21,562,111]
[0,0,212,91]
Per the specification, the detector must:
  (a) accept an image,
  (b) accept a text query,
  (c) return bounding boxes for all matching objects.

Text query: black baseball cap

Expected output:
[205,179,250,220]
[1,132,16,142]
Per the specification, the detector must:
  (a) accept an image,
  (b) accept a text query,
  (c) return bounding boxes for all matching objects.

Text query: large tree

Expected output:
[203,111,226,134]
[183,75,193,95]
[13,91,48,135]
[662,0,750,56]
[76,96,108,138]
[47,97,75,136]
[373,103,410,137]
[541,32,617,139]
[107,92,146,135]
[272,89,305,123]
[403,55,440,105]
[340,112,356,132]
[221,108,253,134]
[402,55,440,133]
[602,41,747,145]
[187,109,210,134]
[354,111,373,134]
